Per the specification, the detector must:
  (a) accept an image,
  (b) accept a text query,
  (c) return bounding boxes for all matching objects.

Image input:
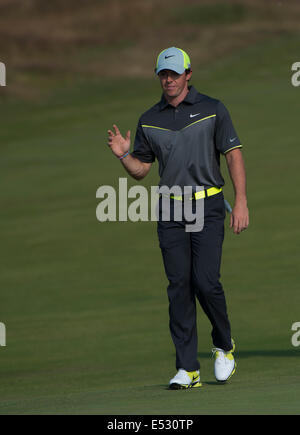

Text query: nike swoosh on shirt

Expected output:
[190,113,201,118]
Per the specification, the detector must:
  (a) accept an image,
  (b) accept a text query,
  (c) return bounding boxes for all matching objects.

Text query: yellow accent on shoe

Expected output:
[227,362,236,380]
[214,339,235,360]
[187,370,200,381]
[225,340,235,361]
[187,371,202,388]
[213,339,236,382]
[225,352,234,361]
[230,339,236,353]
[169,370,202,389]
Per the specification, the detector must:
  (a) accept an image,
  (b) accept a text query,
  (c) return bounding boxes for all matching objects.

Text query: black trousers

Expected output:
[157,191,232,371]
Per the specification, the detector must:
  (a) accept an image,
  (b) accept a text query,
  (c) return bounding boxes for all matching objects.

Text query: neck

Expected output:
[165,86,190,107]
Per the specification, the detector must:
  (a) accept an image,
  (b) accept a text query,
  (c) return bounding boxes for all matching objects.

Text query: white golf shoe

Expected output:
[169,368,202,390]
[213,340,236,382]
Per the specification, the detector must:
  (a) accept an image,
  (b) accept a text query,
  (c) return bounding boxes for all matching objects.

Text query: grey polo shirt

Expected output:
[130,86,242,189]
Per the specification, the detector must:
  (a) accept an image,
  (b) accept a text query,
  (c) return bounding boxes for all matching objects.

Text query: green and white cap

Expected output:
[155,47,191,75]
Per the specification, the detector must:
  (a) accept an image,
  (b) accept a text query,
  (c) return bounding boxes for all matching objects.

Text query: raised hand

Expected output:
[107,124,131,158]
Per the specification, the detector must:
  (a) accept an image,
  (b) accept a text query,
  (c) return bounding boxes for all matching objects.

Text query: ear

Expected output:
[185,69,192,82]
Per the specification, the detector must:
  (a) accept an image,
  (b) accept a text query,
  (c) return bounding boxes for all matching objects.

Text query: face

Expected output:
[158,69,192,99]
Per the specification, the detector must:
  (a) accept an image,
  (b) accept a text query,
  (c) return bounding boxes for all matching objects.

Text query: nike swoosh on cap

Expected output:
[165,55,175,59]
[230,137,237,142]
[190,113,201,118]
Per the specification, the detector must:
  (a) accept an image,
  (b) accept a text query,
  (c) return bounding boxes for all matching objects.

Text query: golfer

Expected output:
[107,47,249,389]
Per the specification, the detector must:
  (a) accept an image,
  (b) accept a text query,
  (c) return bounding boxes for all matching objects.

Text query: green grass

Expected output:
[1,34,300,414]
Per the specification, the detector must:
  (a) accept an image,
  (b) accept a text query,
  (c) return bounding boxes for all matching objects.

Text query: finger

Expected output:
[125,130,131,141]
[113,124,121,135]
[108,129,115,137]
[241,216,249,231]
[238,220,245,233]
[229,213,233,228]
[234,218,241,234]
[235,226,241,235]
[238,217,243,233]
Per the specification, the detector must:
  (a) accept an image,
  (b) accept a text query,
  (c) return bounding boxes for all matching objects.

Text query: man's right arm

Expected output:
[107,124,152,180]
[120,154,152,180]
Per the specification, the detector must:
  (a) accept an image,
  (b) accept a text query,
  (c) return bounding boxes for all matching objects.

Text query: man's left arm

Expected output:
[225,148,249,234]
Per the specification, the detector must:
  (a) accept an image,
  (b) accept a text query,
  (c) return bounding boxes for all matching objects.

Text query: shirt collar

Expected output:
[159,86,201,111]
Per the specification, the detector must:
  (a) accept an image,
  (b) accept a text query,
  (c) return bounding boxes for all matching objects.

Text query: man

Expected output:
[107,47,249,389]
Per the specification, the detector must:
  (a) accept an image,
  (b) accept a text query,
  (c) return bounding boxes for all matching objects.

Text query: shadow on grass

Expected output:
[163,382,226,390]
[197,349,300,359]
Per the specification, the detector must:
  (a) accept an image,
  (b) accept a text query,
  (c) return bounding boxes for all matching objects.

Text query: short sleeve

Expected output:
[130,119,155,163]
[215,101,242,155]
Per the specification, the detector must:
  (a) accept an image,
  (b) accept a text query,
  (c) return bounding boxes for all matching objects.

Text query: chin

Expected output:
[166,89,178,97]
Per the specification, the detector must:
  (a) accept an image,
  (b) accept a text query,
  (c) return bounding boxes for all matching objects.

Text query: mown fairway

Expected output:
[0,35,300,414]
